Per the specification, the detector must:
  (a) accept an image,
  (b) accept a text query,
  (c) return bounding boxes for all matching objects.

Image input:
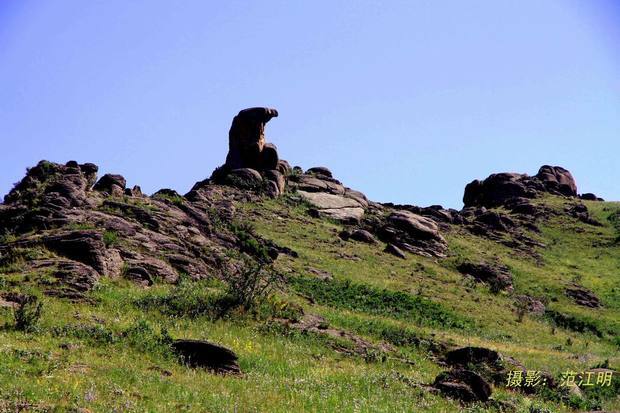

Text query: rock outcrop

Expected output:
[0,158,281,299]
[463,165,578,208]
[212,107,289,197]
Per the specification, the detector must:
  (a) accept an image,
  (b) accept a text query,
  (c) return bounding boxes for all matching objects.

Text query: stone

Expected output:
[32,258,100,299]
[276,160,292,176]
[384,243,406,259]
[263,169,285,195]
[42,230,107,274]
[125,266,154,286]
[298,190,365,223]
[387,211,444,242]
[514,295,546,315]
[259,143,279,171]
[225,107,278,170]
[565,285,601,308]
[456,262,513,292]
[224,168,263,189]
[463,165,580,208]
[579,193,603,201]
[306,167,333,178]
[433,369,492,402]
[349,229,377,244]
[344,189,369,209]
[93,174,126,196]
[445,347,505,384]
[536,165,577,196]
[171,339,241,375]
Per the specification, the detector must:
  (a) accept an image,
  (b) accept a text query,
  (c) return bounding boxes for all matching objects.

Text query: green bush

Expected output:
[103,230,118,247]
[13,295,43,332]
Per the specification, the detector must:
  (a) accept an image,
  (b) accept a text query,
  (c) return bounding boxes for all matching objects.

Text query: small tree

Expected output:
[13,295,43,331]
[217,259,282,317]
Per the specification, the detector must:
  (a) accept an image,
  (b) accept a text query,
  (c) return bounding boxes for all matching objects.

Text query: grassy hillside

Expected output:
[0,191,618,412]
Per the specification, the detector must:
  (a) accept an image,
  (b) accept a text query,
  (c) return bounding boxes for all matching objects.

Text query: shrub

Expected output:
[218,261,283,316]
[229,222,273,263]
[103,230,118,247]
[13,295,43,332]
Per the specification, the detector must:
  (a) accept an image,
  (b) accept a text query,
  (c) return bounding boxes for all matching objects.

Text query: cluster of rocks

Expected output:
[288,166,370,223]
[0,158,280,299]
[463,165,580,208]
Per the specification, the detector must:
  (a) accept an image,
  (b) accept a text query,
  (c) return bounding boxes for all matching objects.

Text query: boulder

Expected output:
[225,107,278,170]
[387,211,444,242]
[463,165,580,208]
[579,193,603,201]
[276,159,292,176]
[536,165,577,196]
[384,243,406,259]
[349,229,377,244]
[456,262,513,292]
[306,167,333,178]
[93,174,126,196]
[172,339,241,375]
[433,370,492,402]
[259,143,279,171]
[514,295,546,315]
[224,168,263,189]
[263,170,285,195]
[42,230,107,275]
[565,285,601,308]
[298,190,365,223]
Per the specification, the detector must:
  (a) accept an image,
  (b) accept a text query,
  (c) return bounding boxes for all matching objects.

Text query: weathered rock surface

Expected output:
[433,369,492,402]
[565,285,602,308]
[298,190,366,223]
[457,262,513,292]
[225,107,278,170]
[463,165,578,208]
[172,339,241,374]
[373,210,448,258]
[0,158,285,296]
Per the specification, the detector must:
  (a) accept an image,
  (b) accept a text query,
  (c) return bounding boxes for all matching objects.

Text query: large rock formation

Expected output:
[225,107,279,170]
[211,107,291,197]
[463,165,578,208]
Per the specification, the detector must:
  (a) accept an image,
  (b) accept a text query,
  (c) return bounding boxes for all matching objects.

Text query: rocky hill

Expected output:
[0,108,618,412]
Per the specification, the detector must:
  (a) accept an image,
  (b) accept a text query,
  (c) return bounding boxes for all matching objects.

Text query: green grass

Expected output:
[0,195,618,412]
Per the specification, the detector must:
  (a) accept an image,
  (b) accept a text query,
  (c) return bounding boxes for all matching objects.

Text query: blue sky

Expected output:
[1,1,619,208]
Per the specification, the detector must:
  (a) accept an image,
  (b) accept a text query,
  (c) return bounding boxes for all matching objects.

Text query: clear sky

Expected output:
[1,1,619,208]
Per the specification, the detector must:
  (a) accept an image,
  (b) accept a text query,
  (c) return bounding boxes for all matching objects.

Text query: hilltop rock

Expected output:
[463,165,578,208]
[536,165,577,197]
[93,174,126,196]
[225,107,278,170]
